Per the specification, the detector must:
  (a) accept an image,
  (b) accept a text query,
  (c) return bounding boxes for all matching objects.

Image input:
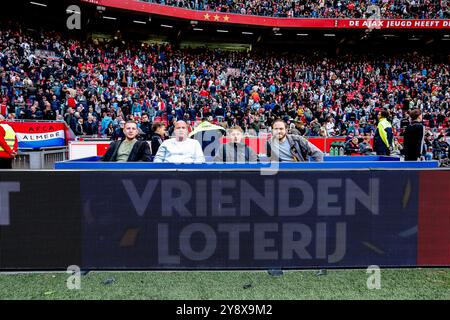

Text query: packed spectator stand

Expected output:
[0,23,449,160]
[145,0,450,19]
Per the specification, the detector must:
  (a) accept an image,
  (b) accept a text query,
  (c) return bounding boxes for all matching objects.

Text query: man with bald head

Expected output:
[153,120,205,163]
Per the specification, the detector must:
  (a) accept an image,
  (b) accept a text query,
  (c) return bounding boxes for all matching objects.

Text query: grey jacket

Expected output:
[267,134,324,162]
[214,142,258,163]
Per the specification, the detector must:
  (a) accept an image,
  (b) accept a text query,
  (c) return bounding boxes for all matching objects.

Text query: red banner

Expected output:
[418,171,450,266]
[84,0,450,29]
[5,121,66,149]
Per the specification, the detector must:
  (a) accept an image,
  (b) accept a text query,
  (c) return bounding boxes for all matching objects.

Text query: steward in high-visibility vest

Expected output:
[0,123,18,169]
[374,110,393,156]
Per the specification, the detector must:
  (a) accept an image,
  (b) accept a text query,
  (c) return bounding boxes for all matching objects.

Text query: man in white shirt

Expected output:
[154,120,205,163]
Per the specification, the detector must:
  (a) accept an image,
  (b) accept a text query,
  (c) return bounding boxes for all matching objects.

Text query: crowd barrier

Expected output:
[12,147,68,169]
[0,168,448,270]
[56,156,439,169]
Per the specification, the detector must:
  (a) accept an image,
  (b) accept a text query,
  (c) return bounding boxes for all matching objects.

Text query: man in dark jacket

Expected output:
[267,119,323,162]
[344,136,360,155]
[111,120,126,141]
[151,121,166,157]
[403,109,424,161]
[102,121,151,162]
[432,134,450,160]
[139,113,153,140]
[84,115,99,136]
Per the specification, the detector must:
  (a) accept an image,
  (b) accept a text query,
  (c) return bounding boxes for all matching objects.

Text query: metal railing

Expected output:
[13,147,68,169]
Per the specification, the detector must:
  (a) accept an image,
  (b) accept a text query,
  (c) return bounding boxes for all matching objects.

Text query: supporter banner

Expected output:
[6,121,66,149]
[84,0,450,29]
[1,170,448,270]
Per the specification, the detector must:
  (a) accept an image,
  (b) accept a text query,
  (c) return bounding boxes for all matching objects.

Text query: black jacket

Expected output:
[403,121,424,161]
[140,122,153,140]
[111,128,125,141]
[214,142,258,163]
[344,140,360,155]
[151,134,164,157]
[84,121,98,135]
[102,140,152,162]
[75,123,85,136]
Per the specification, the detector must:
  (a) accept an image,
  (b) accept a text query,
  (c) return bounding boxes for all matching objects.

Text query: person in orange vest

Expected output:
[0,122,18,169]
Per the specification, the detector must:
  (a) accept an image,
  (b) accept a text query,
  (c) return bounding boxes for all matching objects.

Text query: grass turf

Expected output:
[0,268,449,300]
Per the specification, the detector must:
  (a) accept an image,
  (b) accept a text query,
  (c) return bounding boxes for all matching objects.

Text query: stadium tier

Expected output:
[1,21,449,148]
[142,0,448,19]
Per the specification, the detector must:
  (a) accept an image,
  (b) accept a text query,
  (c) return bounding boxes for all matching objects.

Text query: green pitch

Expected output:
[0,269,449,300]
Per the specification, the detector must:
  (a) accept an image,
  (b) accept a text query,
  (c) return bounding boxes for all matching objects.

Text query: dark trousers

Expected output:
[376,150,390,156]
[404,154,419,161]
[0,158,13,169]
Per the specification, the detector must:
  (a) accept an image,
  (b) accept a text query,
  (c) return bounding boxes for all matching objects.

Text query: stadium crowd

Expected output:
[145,0,449,19]
[0,25,449,159]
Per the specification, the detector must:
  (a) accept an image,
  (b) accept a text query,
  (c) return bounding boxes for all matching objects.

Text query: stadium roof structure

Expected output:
[7,0,450,53]
[79,0,450,30]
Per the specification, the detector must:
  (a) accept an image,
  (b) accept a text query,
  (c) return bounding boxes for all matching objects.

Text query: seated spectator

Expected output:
[154,120,205,163]
[344,136,360,155]
[43,102,56,120]
[267,119,323,162]
[75,118,85,136]
[102,120,151,162]
[151,121,167,156]
[345,131,355,142]
[423,132,434,161]
[111,120,126,141]
[105,122,115,138]
[358,136,373,155]
[432,134,449,160]
[84,115,99,136]
[24,105,43,120]
[101,112,113,135]
[319,126,328,137]
[214,126,258,163]
[288,122,301,136]
[391,137,404,157]
[64,107,77,133]
[140,113,153,141]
